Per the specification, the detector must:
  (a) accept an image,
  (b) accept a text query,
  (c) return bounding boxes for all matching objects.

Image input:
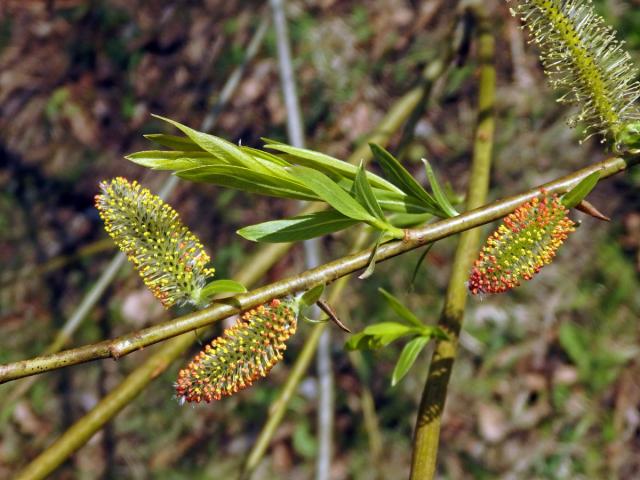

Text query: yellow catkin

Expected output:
[95,177,214,308]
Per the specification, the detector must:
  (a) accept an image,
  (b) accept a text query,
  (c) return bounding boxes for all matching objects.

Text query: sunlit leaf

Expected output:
[391,336,429,386]
[200,279,247,300]
[369,144,439,211]
[290,166,378,223]
[300,284,325,307]
[177,165,317,201]
[561,172,600,208]
[143,133,203,151]
[238,210,358,242]
[423,159,458,217]
[266,142,403,194]
[354,161,385,220]
[126,151,213,170]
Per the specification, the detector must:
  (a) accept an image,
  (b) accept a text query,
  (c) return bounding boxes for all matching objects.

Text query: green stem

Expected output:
[241,229,370,478]
[1,153,635,385]
[410,8,495,478]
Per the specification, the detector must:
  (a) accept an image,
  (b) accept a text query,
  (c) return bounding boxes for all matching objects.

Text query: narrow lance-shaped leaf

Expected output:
[126,150,215,171]
[354,160,386,220]
[300,284,325,307]
[561,171,600,208]
[143,133,204,151]
[265,142,403,194]
[237,210,358,243]
[423,158,459,217]
[200,280,247,301]
[152,114,268,172]
[378,288,423,328]
[177,165,318,201]
[345,322,418,351]
[391,336,430,386]
[369,143,439,212]
[289,165,379,223]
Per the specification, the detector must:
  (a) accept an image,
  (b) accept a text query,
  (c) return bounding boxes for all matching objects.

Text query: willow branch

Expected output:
[410,5,495,478]
[2,154,634,386]
[13,39,445,479]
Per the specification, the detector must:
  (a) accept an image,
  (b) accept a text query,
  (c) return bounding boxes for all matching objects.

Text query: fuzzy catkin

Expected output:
[468,191,575,295]
[175,299,298,403]
[510,0,640,142]
[95,177,214,308]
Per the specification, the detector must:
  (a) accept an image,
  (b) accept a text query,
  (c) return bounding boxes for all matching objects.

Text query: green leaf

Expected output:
[237,210,358,242]
[561,172,601,208]
[177,165,318,201]
[369,144,439,211]
[422,159,458,217]
[375,190,440,215]
[359,233,383,280]
[391,336,430,386]
[354,161,386,220]
[126,150,214,170]
[378,288,423,328]
[345,332,380,351]
[300,284,325,307]
[345,322,418,351]
[290,166,378,223]
[143,133,203,151]
[200,279,247,300]
[152,114,267,172]
[240,146,291,167]
[265,142,403,194]
[345,322,421,350]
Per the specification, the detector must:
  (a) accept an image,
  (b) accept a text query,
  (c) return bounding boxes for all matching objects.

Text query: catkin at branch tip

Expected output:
[95,177,215,308]
[468,190,575,295]
[175,298,298,403]
[510,0,640,143]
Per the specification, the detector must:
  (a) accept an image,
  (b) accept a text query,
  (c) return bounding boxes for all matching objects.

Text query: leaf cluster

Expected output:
[127,115,459,244]
[346,288,447,386]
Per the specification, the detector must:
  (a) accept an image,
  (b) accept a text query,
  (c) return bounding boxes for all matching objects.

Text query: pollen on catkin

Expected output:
[509,0,640,142]
[175,298,298,403]
[468,191,575,295]
[95,177,214,308]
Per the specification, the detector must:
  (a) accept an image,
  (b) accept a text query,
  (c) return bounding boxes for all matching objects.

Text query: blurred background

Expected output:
[1,0,640,478]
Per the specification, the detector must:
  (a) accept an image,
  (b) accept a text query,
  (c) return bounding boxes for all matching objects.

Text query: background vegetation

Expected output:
[1,0,640,478]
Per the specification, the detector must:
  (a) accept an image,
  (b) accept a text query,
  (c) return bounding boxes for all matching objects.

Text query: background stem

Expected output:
[269,1,334,477]
[410,7,495,478]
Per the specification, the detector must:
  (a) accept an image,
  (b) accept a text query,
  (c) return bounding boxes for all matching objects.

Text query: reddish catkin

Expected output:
[175,298,298,403]
[468,191,576,295]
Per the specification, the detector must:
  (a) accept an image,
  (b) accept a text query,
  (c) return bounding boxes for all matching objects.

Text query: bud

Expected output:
[468,191,575,295]
[175,298,298,403]
[95,177,214,308]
